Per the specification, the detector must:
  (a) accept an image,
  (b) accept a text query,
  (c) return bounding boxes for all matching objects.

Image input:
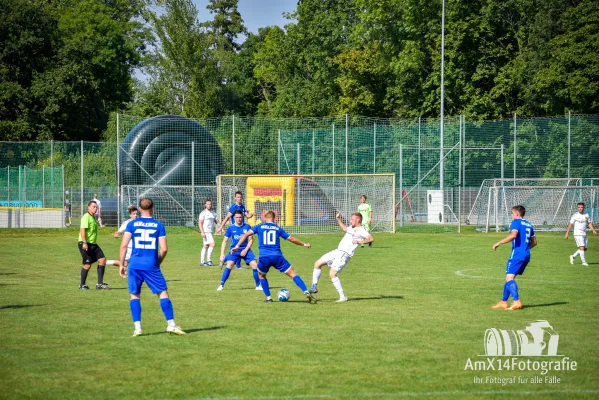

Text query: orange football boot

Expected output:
[491,301,508,309]
[506,300,523,310]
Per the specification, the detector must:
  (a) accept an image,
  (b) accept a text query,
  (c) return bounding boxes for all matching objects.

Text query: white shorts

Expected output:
[319,249,351,273]
[574,235,588,248]
[203,232,215,246]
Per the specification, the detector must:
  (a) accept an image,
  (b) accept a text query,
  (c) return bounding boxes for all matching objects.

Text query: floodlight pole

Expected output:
[439,0,445,191]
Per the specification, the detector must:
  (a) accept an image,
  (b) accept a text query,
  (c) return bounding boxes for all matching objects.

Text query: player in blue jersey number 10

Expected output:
[232,210,317,304]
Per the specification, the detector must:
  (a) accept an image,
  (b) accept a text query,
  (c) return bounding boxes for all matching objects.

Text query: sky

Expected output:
[194,0,299,34]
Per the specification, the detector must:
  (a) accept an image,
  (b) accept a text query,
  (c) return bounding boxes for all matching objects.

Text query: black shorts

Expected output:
[78,242,105,265]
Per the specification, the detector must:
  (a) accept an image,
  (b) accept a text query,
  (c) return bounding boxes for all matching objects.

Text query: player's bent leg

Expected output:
[311,257,328,293]
[249,261,261,289]
[285,268,316,304]
[258,271,272,302]
[96,257,110,290]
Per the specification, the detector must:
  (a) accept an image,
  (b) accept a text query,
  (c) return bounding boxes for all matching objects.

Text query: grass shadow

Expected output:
[143,325,226,336]
[0,272,17,276]
[343,295,404,302]
[524,302,568,309]
[0,304,46,310]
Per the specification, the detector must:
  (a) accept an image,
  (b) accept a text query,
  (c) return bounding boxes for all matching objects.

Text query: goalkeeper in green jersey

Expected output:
[357,195,372,248]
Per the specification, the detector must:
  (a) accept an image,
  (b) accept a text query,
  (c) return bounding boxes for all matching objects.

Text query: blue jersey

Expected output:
[225,223,251,251]
[228,203,248,224]
[126,217,166,271]
[510,218,535,258]
[252,222,290,257]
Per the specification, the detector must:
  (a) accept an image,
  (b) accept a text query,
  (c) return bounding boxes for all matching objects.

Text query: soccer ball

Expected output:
[277,288,290,302]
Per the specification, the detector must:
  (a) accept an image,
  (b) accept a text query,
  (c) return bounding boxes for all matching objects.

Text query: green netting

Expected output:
[0,166,64,208]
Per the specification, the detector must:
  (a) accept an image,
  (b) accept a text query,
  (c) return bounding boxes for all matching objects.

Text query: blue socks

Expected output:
[502,281,510,301]
[507,280,519,301]
[130,299,141,323]
[160,298,174,321]
[260,278,271,297]
[220,268,232,286]
[293,275,308,292]
[252,269,260,286]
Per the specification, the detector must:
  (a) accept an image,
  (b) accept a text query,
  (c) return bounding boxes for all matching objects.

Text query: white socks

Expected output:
[312,268,322,285]
[134,321,141,330]
[572,250,580,258]
[106,260,115,266]
[207,247,214,261]
[167,319,176,328]
[201,248,207,263]
[580,250,586,263]
[331,277,345,298]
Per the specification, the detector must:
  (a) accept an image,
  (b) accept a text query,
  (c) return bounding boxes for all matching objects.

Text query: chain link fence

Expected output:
[0,113,597,230]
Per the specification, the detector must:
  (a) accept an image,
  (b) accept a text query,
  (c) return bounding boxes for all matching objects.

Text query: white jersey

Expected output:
[199,209,217,232]
[118,218,134,250]
[337,225,370,257]
[570,212,591,236]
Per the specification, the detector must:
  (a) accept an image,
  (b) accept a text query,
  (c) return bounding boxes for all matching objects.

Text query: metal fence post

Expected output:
[373,122,377,174]
[501,144,505,185]
[297,143,300,174]
[116,112,120,227]
[42,165,45,207]
[62,165,65,227]
[6,166,10,206]
[80,140,84,215]
[312,130,315,175]
[191,141,195,223]
[458,116,462,233]
[568,111,571,179]
[399,143,403,228]
[232,115,236,174]
[277,129,281,175]
[513,113,517,183]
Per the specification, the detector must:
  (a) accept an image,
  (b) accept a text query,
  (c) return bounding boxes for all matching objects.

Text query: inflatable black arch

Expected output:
[119,114,225,186]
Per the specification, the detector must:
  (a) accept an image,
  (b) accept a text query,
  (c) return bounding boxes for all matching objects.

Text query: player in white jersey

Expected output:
[310,212,374,302]
[565,202,597,266]
[106,205,138,268]
[199,199,219,266]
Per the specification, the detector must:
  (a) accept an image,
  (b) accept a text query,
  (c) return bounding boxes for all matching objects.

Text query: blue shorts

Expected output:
[506,257,529,276]
[257,255,292,275]
[128,268,168,295]
[225,249,256,266]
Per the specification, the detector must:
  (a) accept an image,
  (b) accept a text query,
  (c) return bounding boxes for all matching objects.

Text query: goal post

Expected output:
[217,174,396,234]
[468,178,599,232]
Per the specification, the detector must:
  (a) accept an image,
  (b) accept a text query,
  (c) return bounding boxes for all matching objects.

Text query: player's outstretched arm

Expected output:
[335,212,347,231]
[564,223,573,239]
[493,230,518,251]
[287,236,311,248]
[233,230,253,252]
[241,235,253,256]
[220,236,229,261]
[158,237,168,265]
[589,222,597,235]
[352,234,374,245]
[119,232,131,278]
[217,213,232,233]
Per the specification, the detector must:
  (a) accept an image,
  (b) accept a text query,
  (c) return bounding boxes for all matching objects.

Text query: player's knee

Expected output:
[329,269,338,279]
[130,294,140,300]
[83,264,91,270]
[157,290,169,299]
[258,272,266,279]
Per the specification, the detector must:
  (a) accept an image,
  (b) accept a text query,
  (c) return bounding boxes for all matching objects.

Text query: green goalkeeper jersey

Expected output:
[357,203,372,225]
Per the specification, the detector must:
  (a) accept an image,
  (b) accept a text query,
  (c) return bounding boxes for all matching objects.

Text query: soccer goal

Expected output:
[216,174,396,234]
[467,178,599,232]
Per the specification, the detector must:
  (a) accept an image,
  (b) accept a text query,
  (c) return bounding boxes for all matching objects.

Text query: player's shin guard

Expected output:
[130,298,142,323]
[97,265,106,284]
[580,250,586,263]
[260,278,271,297]
[252,269,260,286]
[292,275,308,292]
[502,281,511,301]
[160,298,174,321]
[507,280,519,301]
[220,268,232,286]
[312,268,322,285]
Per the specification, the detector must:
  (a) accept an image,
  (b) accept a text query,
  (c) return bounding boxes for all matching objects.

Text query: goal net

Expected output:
[217,174,396,234]
[468,178,599,232]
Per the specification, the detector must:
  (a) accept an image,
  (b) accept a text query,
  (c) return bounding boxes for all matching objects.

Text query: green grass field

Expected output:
[0,228,598,399]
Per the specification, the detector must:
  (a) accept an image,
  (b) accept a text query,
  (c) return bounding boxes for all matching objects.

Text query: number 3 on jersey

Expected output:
[134,229,157,249]
[263,230,276,245]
